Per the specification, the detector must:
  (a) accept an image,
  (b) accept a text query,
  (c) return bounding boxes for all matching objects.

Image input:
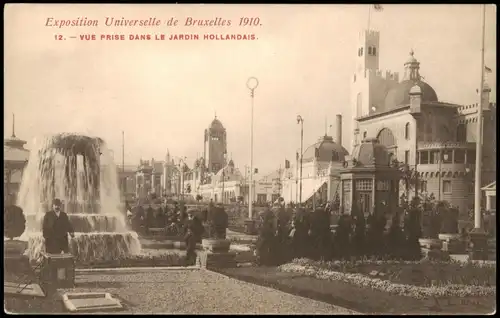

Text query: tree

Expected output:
[4,205,26,240]
[440,205,459,234]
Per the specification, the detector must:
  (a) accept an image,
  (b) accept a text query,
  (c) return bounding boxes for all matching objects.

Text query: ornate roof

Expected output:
[302,135,348,162]
[384,50,438,110]
[385,80,438,110]
[4,146,29,163]
[350,138,391,167]
[209,117,225,131]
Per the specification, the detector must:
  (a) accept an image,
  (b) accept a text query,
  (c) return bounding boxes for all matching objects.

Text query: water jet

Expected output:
[17,133,141,263]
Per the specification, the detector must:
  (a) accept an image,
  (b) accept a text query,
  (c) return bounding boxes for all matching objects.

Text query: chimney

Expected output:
[336,114,342,146]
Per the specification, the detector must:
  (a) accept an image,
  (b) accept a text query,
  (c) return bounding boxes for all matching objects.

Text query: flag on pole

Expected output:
[485,65,492,73]
[368,5,383,30]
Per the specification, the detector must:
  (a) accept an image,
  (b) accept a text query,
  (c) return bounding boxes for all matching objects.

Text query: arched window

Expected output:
[363,131,367,139]
[360,47,363,56]
[372,47,377,56]
[405,122,410,140]
[456,124,467,142]
[377,128,397,149]
[368,47,372,55]
[356,93,362,117]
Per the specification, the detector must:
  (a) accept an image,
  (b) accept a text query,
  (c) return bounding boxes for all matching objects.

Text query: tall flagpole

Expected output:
[473,4,486,230]
[367,5,372,30]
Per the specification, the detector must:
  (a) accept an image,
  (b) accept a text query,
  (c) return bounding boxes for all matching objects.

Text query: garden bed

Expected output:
[278,258,496,299]
[75,249,187,269]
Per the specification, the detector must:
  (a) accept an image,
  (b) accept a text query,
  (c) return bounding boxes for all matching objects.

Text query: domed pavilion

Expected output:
[280,115,349,206]
[339,138,401,217]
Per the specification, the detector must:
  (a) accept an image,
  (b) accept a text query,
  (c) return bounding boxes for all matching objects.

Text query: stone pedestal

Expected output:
[418,238,442,250]
[244,219,257,235]
[197,251,237,269]
[40,253,75,289]
[198,238,236,269]
[468,228,489,260]
[202,239,231,253]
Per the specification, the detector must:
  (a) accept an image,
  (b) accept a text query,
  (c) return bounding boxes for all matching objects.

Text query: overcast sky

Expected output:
[4,4,497,173]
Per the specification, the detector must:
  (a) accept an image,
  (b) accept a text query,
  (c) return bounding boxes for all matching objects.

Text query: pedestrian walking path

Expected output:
[61,268,357,314]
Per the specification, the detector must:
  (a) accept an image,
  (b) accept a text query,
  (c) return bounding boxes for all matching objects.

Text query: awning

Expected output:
[302,180,327,203]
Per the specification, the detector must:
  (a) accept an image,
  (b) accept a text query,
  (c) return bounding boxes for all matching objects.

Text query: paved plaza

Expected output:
[63,268,357,314]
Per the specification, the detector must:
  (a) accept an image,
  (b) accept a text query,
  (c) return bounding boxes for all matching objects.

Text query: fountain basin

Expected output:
[26,214,126,233]
[26,232,142,264]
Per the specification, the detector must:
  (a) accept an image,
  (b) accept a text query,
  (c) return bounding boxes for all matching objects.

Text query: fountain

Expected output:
[17,133,142,264]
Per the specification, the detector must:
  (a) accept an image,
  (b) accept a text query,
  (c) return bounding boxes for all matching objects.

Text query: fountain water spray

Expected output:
[17,133,141,263]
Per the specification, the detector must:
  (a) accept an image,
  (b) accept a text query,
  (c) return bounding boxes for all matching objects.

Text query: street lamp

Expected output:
[177,156,187,202]
[222,152,227,204]
[437,145,449,201]
[247,77,259,219]
[297,115,304,206]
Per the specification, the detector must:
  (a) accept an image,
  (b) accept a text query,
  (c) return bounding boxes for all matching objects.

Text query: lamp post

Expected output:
[297,115,304,206]
[437,145,449,201]
[247,77,258,218]
[222,152,227,204]
[468,4,488,261]
[245,77,258,234]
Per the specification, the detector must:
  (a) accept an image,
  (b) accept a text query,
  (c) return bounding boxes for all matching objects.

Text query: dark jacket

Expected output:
[42,210,74,253]
[184,216,204,244]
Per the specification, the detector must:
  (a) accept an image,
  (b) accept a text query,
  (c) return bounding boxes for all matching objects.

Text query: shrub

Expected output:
[386,213,405,259]
[208,205,228,239]
[333,214,352,259]
[4,205,26,240]
[352,215,366,256]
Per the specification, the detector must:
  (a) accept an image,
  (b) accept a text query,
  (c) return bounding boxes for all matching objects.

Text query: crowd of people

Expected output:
[125,200,227,265]
[254,201,423,266]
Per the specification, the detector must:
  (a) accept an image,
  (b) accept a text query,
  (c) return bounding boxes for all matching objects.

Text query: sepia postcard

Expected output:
[3,3,496,315]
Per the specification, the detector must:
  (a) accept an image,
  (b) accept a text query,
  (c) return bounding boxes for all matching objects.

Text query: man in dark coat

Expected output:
[42,199,75,254]
[146,205,155,233]
[184,209,204,265]
[255,209,277,266]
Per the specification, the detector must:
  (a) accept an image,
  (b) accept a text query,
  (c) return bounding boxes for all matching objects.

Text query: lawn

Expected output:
[216,264,496,314]
[279,258,496,299]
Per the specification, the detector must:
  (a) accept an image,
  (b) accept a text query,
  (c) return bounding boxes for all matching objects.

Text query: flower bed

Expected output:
[278,258,496,299]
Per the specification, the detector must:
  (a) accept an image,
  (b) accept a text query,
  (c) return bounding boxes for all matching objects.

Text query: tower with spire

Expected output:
[4,114,29,202]
[4,113,27,149]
